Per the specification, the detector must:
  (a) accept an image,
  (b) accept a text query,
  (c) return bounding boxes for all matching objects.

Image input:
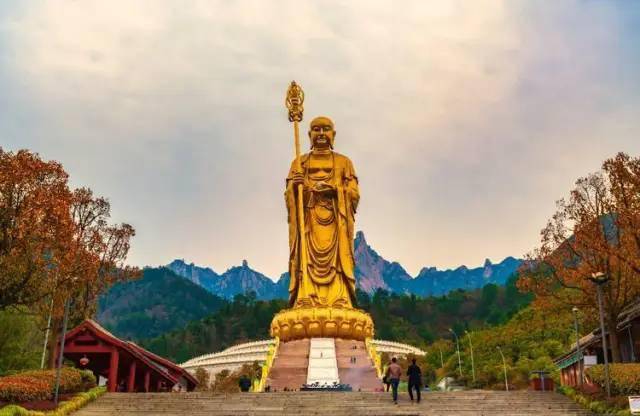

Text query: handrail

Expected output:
[365,338,383,378]
[256,337,279,392]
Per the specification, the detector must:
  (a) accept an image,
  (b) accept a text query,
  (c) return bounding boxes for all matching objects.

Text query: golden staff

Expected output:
[285,81,311,305]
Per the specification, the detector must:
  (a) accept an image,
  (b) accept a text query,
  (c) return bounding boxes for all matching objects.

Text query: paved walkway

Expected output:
[306,338,339,385]
[74,391,593,415]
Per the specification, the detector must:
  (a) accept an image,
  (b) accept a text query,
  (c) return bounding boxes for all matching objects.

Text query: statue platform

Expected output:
[270,306,374,342]
[266,338,382,392]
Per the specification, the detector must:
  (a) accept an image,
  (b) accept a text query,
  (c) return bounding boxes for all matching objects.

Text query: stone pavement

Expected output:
[306,338,340,385]
[74,391,593,416]
[265,338,309,391]
[335,338,383,391]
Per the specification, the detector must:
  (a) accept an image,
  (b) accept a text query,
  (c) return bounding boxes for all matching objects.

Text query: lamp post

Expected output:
[588,272,611,398]
[571,306,583,387]
[53,298,71,406]
[437,347,447,391]
[449,328,463,378]
[465,330,476,383]
[496,346,509,392]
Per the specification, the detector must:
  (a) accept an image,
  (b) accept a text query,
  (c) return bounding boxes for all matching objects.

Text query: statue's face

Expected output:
[309,117,335,150]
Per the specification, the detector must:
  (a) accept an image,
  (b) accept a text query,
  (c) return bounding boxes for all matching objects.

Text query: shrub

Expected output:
[0,377,51,402]
[0,386,105,416]
[45,386,106,416]
[587,363,640,396]
[78,370,97,390]
[0,367,89,404]
[0,405,31,416]
[18,368,83,394]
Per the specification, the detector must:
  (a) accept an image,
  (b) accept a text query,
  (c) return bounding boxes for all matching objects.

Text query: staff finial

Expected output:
[285,81,304,123]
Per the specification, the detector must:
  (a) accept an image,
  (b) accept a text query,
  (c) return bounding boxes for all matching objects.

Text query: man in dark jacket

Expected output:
[407,358,422,403]
[238,374,252,392]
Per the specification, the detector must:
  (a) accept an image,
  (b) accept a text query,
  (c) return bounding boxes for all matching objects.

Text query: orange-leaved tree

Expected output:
[0,147,138,367]
[0,148,73,310]
[518,152,640,362]
[44,188,139,368]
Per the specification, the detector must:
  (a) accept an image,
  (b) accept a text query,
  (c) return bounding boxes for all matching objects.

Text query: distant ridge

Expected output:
[166,232,521,300]
[97,267,226,340]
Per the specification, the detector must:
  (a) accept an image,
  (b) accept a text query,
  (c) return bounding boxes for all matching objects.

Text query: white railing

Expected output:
[180,340,274,367]
[370,339,426,356]
[180,338,425,370]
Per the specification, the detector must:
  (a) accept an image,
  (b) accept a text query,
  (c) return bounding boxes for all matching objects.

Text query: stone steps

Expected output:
[265,339,309,391]
[74,391,593,415]
[335,339,383,391]
[307,338,339,385]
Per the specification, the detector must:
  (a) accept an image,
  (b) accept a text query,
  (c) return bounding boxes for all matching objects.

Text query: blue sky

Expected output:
[1,1,639,279]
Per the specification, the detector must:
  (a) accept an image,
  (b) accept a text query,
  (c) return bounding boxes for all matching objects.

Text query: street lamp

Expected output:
[588,272,611,398]
[449,328,463,378]
[437,346,447,391]
[53,298,71,406]
[496,346,509,392]
[465,330,476,383]
[571,306,583,387]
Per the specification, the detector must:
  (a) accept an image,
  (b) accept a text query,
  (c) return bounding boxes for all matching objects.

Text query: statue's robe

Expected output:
[285,151,359,308]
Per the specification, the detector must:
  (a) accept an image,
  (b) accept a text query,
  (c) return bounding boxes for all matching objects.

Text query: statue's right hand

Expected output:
[291,171,305,187]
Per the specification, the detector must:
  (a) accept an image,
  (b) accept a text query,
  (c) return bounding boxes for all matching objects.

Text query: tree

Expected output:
[0,308,42,374]
[65,188,138,320]
[44,187,139,367]
[0,148,73,310]
[194,367,211,391]
[0,147,138,369]
[518,152,640,362]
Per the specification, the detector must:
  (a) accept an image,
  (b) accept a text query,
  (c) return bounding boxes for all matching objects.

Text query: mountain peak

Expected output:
[165,259,220,291]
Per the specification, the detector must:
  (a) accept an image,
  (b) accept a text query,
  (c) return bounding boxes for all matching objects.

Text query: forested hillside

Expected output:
[97,267,227,340]
[141,294,287,363]
[141,274,531,363]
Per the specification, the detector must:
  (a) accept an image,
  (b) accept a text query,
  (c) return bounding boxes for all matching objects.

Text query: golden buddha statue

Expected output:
[271,115,374,341]
[285,116,358,309]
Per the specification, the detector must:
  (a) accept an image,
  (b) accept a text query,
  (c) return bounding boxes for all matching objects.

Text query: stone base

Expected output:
[270,306,374,342]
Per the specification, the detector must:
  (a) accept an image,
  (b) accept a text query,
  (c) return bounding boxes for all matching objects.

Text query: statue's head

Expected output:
[308,116,335,150]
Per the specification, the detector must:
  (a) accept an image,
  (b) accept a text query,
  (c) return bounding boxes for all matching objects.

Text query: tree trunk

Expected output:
[607,315,622,363]
[46,317,61,369]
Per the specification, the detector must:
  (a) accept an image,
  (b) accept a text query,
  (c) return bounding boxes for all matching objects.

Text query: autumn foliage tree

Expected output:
[0,148,138,368]
[518,152,640,362]
[0,149,72,310]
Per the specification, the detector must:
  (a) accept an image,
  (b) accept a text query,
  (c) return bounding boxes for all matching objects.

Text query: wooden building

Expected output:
[58,319,197,392]
[555,299,640,388]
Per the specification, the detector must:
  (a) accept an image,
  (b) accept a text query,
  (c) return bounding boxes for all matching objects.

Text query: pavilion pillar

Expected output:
[127,360,137,392]
[108,349,119,392]
[144,370,151,392]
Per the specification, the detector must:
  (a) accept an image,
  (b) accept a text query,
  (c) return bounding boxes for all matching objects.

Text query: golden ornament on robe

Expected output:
[270,114,374,341]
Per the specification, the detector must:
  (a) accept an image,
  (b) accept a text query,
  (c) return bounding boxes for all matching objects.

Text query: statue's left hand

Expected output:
[313,181,335,194]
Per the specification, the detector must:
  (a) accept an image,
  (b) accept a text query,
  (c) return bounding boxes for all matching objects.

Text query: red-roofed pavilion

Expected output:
[57,319,197,392]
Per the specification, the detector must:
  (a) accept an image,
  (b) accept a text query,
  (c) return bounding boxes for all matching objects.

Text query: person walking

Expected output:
[407,358,422,403]
[382,374,390,392]
[238,374,252,392]
[385,357,402,404]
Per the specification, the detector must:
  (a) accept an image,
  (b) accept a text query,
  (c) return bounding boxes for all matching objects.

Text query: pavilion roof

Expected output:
[65,319,197,387]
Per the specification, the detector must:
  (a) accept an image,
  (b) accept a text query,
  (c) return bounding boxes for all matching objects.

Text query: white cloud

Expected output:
[1,0,639,278]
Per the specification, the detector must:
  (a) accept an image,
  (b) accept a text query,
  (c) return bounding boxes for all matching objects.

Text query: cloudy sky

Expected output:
[1,1,639,279]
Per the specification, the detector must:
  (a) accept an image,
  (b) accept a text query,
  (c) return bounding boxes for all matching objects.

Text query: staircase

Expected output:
[335,339,383,392]
[306,338,340,385]
[74,391,593,415]
[265,339,310,391]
